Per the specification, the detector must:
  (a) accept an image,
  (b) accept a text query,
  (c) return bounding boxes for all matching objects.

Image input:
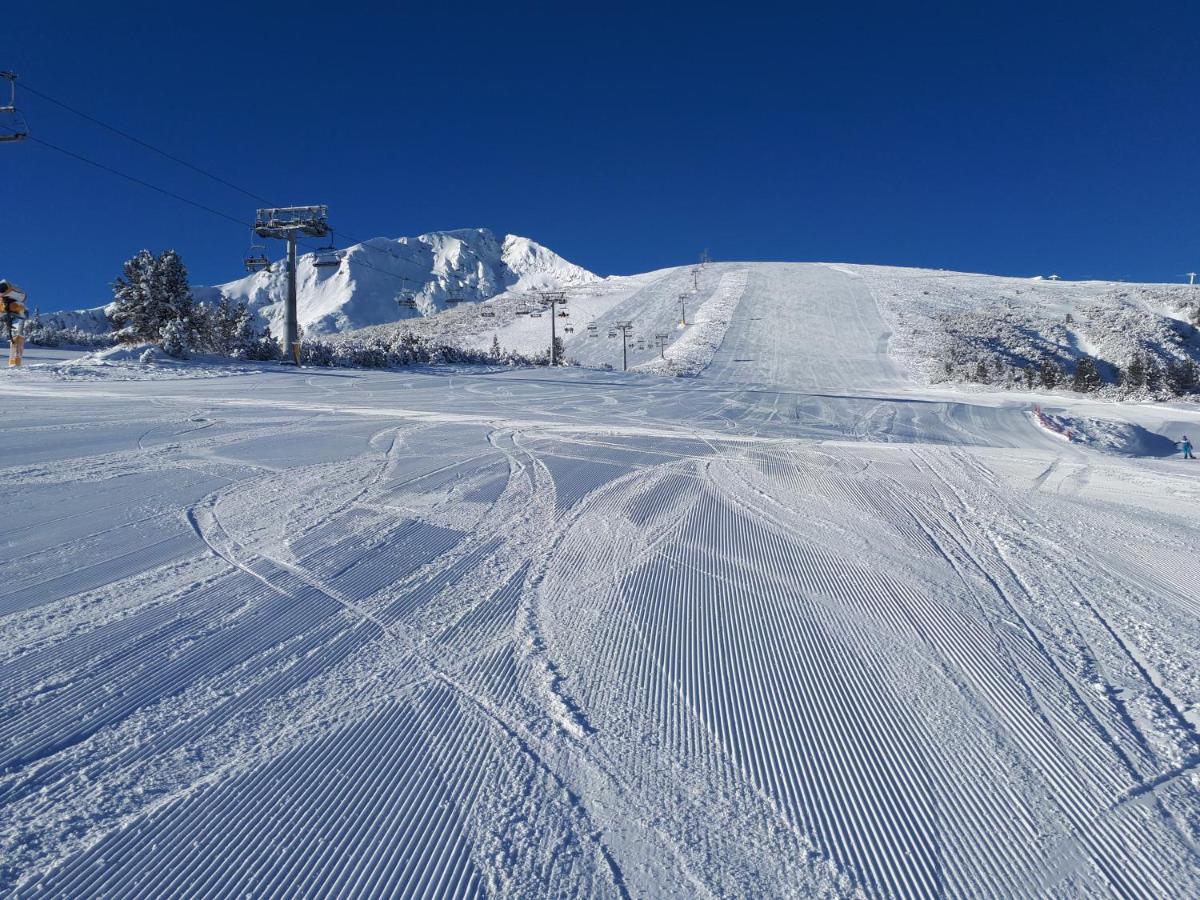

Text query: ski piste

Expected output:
[4,262,1200,897]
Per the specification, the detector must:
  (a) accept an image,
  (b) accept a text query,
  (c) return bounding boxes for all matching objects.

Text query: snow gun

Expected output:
[2,279,28,366]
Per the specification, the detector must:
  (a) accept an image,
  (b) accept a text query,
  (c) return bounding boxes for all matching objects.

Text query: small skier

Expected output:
[1180,435,1195,460]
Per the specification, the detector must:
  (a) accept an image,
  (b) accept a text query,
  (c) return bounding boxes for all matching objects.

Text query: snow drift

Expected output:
[1031,405,1181,456]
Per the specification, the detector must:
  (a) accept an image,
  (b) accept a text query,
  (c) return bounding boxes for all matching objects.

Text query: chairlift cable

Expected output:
[5,92,539,303]
[20,81,276,206]
[7,87,448,290]
[13,130,251,228]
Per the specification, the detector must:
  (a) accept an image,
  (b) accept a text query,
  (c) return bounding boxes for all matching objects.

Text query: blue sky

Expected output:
[6,1,1200,311]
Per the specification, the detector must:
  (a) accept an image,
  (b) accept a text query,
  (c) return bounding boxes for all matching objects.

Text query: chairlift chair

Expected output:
[244,242,271,273]
[530,310,543,318]
[445,296,465,305]
[557,310,570,318]
[313,243,340,268]
[398,294,418,309]
[564,326,574,333]
[480,310,496,318]
[0,72,29,142]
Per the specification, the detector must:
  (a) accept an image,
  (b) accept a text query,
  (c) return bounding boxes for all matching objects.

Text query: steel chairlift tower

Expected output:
[0,72,28,143]
[253,206,331,363]
[611,321,635,371]
[654,332,669,358]
[1187,272,1197,287]
[538,290,567,365]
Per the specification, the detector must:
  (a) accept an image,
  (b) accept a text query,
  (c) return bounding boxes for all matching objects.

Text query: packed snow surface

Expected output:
[5,263,1200,897]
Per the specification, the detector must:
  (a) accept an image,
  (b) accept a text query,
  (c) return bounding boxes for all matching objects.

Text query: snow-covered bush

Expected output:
[22,316,117,349]
[282,330,541,371]
[190,294,258,355]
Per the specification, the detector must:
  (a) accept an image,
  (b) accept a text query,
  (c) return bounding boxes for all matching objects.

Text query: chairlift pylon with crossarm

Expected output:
[0,72,29,143]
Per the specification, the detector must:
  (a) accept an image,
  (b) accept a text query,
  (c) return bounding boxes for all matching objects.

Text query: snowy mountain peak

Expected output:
[211,228,598,337]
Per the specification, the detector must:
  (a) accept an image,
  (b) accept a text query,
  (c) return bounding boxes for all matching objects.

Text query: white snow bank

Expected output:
[3,345,266,382]
[1031,405,1180,457]
[636,272,748,377]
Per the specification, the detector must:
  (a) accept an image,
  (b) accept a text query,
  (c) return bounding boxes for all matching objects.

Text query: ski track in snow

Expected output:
[4,263,1200,897]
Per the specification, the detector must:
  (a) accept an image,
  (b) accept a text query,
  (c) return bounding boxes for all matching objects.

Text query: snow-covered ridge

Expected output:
[211,228,598,337]
[636,271,748,376]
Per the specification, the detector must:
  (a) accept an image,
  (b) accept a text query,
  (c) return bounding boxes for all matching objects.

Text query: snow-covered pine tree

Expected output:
[490,334,502,360]
[154,249,194,328]
[108,249,157,342]
[232,300,258,352]
[197,295,241,353]
[1124,352,1147,390]
[108,249,196,344]
[160,317,190,358]
[1166,358,1199,395]
[973,360,990,383]
[1145,357,1163,392]
[1038,358,1061,389]
[1071,356,1102,393]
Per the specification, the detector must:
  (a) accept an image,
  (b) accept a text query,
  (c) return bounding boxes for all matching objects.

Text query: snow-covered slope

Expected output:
[831,264,1200,392]
[344,260,1200,395]
[34,256,1200,402]
[9,262,1200,896]
[214,228,598,337]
